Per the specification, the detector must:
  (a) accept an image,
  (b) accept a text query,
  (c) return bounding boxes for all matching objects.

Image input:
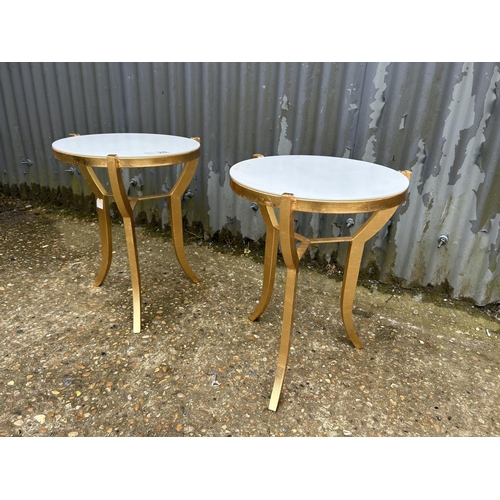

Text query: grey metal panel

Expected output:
[0,62,26,188]
[0,61,499,304]
[298,62,500,306]
[387,62,500,304]
[0,64,17,185]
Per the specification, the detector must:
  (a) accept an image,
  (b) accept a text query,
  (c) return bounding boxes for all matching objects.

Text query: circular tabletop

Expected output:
[52,133,200,168]
[229,155,410,213]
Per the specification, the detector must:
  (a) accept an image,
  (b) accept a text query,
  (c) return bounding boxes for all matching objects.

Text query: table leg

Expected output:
[78,165,113,287]
[340,207,398,349]
[167,157,200,283]
[93,196,113,286]
[269,194,299,412]
[249,204,279,321]
[107,155,142,333]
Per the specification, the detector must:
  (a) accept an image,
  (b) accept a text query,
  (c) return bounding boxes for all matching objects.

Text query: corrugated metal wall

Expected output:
[1,62,499,305]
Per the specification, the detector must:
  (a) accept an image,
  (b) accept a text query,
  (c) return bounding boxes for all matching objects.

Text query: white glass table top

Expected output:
[52,133,199,159]
[230,155,409,202]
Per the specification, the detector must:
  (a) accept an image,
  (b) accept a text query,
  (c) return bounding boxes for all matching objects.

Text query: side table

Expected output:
[52,133,201,333]
[230,154,411,411]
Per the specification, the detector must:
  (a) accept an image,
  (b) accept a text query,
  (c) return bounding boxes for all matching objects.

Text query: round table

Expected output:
[230,154,411,411]
[52,133,201,333]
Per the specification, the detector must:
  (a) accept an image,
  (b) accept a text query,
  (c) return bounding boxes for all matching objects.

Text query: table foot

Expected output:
[249,205,279,321]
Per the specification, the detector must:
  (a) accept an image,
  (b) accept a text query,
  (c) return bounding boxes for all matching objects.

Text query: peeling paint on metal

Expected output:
[362,135,377,163]
[487,214,500,273]
[399,114,407,130]
[393,63,500,304]
[463,65,500,196]
[277,94,293,156]
[439,62,476,184]
[349,103,359,114]
[309,213,321,239]
[362,62,390,162]
[368,63,390,129]
[278,116,292,155]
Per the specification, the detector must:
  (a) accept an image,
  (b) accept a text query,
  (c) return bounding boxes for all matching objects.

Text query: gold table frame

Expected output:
[230,154,411,411]
[52,133,200,333]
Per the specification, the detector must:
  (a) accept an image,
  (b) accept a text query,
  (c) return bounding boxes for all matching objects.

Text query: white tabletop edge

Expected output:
[229,155,410,202]
[52,133,200,159]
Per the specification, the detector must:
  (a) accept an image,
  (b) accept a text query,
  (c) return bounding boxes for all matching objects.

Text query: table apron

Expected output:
[229,179,408,214]
[53,149,200,168]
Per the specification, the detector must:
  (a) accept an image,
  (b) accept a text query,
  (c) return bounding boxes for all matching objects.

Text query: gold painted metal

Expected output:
[339,206,400,349]
[52,135,201,333]
[248,204,279,321]
[268,194,300,411]
[167,156,200,283]
[67,135,114,287]
[52,148,200,169]
[230,155,411,411]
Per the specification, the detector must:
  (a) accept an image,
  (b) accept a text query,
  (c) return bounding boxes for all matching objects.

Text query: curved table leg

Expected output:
[107,155,142,333]
[93,195,112,286]
[168,194,198,283]
[249,205,279,321]
[269,194,299,412]
[79,165,113,286]
[167,157,199,283]
[340,206,398,349]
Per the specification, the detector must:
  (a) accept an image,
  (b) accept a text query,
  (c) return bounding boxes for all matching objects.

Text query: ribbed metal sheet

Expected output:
[1,62,499,304]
